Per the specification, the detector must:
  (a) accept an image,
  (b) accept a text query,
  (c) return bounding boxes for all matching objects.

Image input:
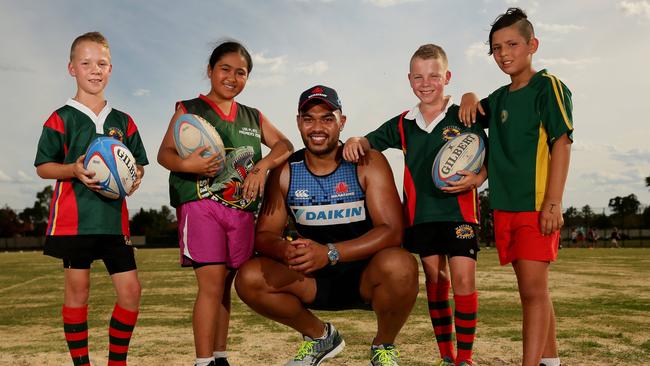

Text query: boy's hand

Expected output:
[540,201,564,235]
[242,161,269,200]
[441,170,485,194]
[343,137,366,163]
[73,155,101,191]
[458,92,485,127]
[128,166,144,196]
[181,146,224,177]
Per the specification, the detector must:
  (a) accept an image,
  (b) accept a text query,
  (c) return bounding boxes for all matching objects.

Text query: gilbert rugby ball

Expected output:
[84,136,138,199]
[432,132,485,189]
[173,114,225,160]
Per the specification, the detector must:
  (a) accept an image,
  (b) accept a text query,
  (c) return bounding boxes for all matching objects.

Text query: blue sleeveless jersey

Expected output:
[286,149,373,244]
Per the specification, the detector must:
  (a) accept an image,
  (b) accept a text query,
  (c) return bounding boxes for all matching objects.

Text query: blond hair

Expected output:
[70,32,110,61]
[411,44,448,69]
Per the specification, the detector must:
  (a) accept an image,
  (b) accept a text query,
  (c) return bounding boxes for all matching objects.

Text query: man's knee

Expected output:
[234,258,265,302]
[371,247,419,290]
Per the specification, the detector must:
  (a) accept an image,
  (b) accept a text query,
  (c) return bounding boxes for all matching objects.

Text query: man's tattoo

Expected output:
[252,168,261,174]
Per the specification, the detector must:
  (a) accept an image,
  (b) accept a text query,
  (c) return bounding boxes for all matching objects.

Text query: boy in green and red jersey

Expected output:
[459,8,573,366]
[344,44,487,366]
[34,32,148,366]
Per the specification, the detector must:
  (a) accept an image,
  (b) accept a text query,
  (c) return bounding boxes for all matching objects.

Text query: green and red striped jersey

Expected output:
[366,103,487,227]
[34,99,149,236]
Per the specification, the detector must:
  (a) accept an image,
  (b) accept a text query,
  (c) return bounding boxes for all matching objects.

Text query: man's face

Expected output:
[297,102,346,156]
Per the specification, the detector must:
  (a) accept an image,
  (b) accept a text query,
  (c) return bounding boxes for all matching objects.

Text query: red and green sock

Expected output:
[454,292,478,365]
[62,305,90,366]
[108,304,139,366]
[426,280,455,361]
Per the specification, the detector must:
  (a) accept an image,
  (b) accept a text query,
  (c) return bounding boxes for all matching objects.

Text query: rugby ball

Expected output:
[84,136,138,199]
[173,114,225,160]
[432,132,485,189]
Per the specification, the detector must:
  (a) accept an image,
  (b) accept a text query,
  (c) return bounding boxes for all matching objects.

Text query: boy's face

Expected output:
[68,41,112,97]
[297,102,346,156]
[490,25,538,76]
[207,52,249,102]
[408,57,450,105]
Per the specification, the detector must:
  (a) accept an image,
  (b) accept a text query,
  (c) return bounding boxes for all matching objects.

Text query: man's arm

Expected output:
[254,161,294,263]
[335,149,403,261]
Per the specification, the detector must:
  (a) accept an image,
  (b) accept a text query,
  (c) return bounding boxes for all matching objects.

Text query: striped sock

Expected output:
[62,305,90,366]
[454,292,478,365]
[426,280,455,361]
[108,304,139,366]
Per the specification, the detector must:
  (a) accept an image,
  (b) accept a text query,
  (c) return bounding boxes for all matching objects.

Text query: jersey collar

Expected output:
[405,96,453,133]
[66,98,113,134]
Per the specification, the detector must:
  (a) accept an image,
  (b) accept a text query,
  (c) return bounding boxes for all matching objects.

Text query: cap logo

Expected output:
[311,87,324,94]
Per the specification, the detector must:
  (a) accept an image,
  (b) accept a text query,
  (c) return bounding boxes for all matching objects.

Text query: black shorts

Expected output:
[307,260,372,311]
[44,235,137,275]
[404,222,479,260]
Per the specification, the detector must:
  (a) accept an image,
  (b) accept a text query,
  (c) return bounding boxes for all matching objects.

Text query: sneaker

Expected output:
[458,361,475,366]
[370,344,400,365]
[195,361,215,366]
[284,323,345,365]
[214,358,230,366]
[433,358,455,366]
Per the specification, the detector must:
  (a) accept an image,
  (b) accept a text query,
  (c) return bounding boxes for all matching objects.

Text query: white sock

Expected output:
[540,357,561,366]
[195,356,214,366]
[213,351,227,359]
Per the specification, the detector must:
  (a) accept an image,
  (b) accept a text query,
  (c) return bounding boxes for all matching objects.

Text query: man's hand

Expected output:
[285,238,329,274]
[73,155,100,191]
[540,201,564,236]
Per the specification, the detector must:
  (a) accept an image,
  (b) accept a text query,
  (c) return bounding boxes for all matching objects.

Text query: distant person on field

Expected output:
[459,7,573,366]
[34,32,148,366]
[235,85,419,366]
[610,227,621,248]
[157,41,293,366]
[343,44,487,366]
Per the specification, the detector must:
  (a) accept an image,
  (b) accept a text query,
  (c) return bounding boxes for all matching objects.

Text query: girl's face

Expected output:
[490,25,538,77]
[207,52,249,101]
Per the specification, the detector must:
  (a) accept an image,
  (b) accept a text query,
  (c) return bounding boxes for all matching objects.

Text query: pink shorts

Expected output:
[494,210,559,265]
[177,199,254,269]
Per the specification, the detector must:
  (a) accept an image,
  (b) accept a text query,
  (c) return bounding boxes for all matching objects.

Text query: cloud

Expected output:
[296,61,329,75]
[608,147,650,167]
[0,62,35,73]
[0,170,11,182]
[537,57,599,69]
[16,171,33,183]
[132,88,150,97]
[363,0,422,7]
[580,168,645,188]
[252,53,288,73]
[536,22,585,34]
[247,74,286,88]
[465,42,491,63]
[618,0,650,19]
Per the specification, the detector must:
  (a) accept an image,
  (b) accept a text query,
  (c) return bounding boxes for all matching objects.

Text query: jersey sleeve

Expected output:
[365,115,402,151]
[34,112,65,166]
[124,115,149,166]
[477,98,491,129]
[539,74,574,143]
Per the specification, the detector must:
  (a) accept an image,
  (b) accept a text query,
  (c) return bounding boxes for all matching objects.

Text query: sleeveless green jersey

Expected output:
[169,95,262,212]
[367,104,487,226]
[34,99,149,236]
[481,69,573,211]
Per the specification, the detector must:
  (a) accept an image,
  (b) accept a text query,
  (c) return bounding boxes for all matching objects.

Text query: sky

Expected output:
[1,0,649,215]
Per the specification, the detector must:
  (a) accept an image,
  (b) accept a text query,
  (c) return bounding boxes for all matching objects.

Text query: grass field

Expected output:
[1,247,649,366]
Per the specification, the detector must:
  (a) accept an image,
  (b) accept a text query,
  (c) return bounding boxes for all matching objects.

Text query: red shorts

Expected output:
[494,210,559,265]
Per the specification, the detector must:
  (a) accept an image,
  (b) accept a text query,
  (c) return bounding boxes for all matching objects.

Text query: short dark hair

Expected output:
[488,7,534,55]
[70,32,109,61]
[209,40,253,73]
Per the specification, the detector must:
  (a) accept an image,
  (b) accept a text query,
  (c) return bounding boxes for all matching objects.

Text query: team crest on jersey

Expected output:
[455,224,475,239]
[335,182,348,194]
[441,126,461,141]
[107,127,125,142]
[294,189,310,199]
[500,110,509,123]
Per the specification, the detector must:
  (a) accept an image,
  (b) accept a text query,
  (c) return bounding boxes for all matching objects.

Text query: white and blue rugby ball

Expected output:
[173,114,225,160]
[84,136,138,199]
[432,132,485,189]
